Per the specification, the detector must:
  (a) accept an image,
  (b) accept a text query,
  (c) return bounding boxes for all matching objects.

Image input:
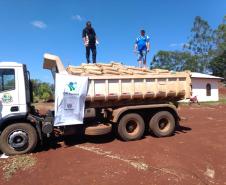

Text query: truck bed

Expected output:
[43,53,191,108]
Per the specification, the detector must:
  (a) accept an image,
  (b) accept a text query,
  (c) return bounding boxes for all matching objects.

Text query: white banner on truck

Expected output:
[54,73,88,126]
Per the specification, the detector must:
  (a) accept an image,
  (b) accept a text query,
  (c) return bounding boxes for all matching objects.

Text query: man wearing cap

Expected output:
[134,30,150,68]
[82,21,98,63]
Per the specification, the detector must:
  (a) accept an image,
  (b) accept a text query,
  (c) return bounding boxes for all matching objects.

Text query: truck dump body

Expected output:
[67,64,191,108]
[44,53,191,108]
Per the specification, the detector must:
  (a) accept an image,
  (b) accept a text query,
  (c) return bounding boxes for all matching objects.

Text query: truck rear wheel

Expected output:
[149,111,175,137]
[0,123,38,155]
[118,113,145,141]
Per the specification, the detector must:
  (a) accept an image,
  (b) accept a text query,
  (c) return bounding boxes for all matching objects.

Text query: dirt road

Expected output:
[1,104,226,185]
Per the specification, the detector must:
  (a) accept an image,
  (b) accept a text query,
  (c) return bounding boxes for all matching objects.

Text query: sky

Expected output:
[0,0,225,83]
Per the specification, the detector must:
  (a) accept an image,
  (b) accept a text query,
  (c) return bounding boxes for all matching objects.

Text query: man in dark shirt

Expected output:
[82,21,98,63]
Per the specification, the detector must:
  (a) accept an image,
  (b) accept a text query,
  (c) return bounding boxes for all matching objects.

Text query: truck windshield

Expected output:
[0,69,15,92]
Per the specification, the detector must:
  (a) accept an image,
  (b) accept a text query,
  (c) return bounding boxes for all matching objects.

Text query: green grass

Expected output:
[201,97,226,105]
[1,155,37,180]
[179,97,226,106]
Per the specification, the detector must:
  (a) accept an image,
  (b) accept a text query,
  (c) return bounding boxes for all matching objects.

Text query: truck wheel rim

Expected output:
[126,120,138,134]
[158,118,170,131]
[8,130,28,150]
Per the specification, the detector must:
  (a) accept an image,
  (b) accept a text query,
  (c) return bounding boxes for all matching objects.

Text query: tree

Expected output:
[38,83,53,101]
[214,15,226,55]
[182,55,200,72]
[151,51,185,71]
[151,51,195,71]
[31,79,53,102]
[210,50,226,80]
[184,16,214,72]
[209,15,226,80]
[151,15,226,75]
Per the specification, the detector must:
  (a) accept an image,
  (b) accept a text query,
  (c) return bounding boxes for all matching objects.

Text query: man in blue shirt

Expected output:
[134,30,150,68]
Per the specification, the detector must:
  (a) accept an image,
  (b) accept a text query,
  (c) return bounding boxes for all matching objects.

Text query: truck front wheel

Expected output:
[0,123,38,155]
[117,113,145,141]
[149,111,175,137]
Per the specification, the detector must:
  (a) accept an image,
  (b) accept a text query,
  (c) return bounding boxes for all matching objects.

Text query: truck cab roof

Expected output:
[0,62,23,67]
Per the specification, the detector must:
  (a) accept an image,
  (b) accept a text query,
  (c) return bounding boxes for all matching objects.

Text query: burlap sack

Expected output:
[102,70,120,75]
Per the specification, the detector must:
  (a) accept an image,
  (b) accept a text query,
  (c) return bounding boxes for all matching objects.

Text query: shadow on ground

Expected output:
[175,125,192,134]
[35,131,117,153]
[35,124,191,153]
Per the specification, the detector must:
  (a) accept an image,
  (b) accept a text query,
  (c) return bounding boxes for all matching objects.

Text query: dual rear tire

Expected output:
[149,111,175,137]
[117,113,145,141]
[117,111,176,141]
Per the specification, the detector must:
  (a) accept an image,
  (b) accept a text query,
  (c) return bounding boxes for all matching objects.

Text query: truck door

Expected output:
[0,68,19,118]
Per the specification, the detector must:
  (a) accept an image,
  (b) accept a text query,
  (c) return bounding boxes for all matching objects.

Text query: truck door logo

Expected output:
[2,93,13,103]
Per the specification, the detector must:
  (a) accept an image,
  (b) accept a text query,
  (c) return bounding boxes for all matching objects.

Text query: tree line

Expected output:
[151,15,226,80]
[31,79,54,102]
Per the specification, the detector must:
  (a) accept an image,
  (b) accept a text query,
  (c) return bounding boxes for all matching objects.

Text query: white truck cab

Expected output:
[0,62,39,155]
[0,62,31,121]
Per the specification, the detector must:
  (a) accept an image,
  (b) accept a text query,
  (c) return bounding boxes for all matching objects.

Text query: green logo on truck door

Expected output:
[2,93,13,103]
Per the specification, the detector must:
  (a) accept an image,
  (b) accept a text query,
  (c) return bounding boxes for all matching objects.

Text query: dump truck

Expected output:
[0,53,191,155]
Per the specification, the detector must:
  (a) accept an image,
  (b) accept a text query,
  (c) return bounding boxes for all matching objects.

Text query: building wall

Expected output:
[191,78,219,102]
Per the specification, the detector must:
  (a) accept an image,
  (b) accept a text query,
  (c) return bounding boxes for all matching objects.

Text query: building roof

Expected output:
[191,72,223,80]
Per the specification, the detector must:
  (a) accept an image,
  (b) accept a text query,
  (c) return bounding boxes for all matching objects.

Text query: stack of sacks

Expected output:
[66,62,171,76]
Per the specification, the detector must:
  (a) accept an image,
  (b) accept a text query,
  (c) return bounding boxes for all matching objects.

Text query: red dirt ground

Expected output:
[1,104,226,185]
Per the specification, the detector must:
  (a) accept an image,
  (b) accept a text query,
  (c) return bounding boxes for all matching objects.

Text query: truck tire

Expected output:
[118,113,145,141]
[85,123,112,136]
[0,123,38,155]
[149,111,175,137]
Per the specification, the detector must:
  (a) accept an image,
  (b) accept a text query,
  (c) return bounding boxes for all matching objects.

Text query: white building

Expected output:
[190,72,223,102]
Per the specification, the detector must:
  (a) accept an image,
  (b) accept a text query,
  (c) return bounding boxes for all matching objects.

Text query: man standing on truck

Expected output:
[82,21,98,63]
[134,30,150,68]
